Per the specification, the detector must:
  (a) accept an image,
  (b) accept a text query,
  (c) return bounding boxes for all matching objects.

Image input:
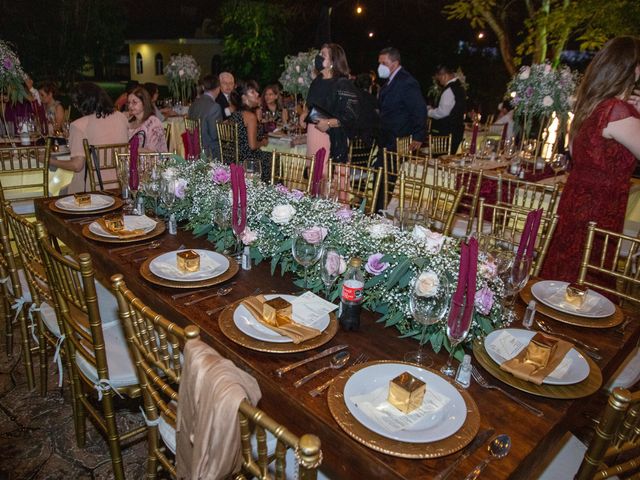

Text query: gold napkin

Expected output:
[241,295,321,344]
[96,218,145,239]
[500,333,573,385]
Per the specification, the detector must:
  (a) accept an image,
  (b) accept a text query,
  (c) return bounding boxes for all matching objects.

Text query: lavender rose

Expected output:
[288,189,305,201]
[212,167,230,184]
[365,253,389,276]
[335,207,353,222]
[301,226,328,245]
[174,179,188,199]
[275,184,289,194]
[475,286,494,315]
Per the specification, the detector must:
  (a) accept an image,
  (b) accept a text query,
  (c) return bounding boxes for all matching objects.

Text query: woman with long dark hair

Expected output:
[258,84,288,125]
[49,81,128,193]
[127,86,167,153]
[541,36,640,288]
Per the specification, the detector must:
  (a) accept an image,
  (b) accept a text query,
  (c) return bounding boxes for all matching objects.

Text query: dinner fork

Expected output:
[471,366,544,417]
[309,353,369,397]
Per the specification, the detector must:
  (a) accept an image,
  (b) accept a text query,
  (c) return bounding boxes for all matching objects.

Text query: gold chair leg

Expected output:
[103,392,125,480]
[146,426,159,479]
[17,310,35,390]
[38,324,48,396]
[3,298,13,357]
[71,370,87,447]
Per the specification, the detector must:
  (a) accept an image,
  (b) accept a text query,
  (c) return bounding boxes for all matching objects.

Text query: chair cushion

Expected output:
[606,347,640,392]
[158,414,176,454]
[95,280,120,326]
[16,270,60,337]
[7,199,35,216]
[75,320,138,388]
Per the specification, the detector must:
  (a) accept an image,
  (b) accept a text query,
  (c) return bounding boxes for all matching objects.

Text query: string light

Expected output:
[356,5,363,14]
[368,32,374,38]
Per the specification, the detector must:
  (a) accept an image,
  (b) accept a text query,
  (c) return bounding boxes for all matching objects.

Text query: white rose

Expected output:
[411,225,430,243]
[415,271,440,297]
[179,69,185,77]
[295,65,300,72]
[162,167,176,181]
[543,64,552,75]
[519,67,530,80]
[542,96,554,107]
[424,230,445,253]
[367,223,393,239]
[271,204,296,225]
[297,77,304,85]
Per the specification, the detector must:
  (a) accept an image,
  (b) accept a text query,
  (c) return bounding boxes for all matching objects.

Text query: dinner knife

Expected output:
[435,428,495,480]
[275,345,348,377]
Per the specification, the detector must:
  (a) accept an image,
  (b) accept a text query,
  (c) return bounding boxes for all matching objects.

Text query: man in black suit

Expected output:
[428,64,466,154]
[216,72,235,119]
[188,74,223,158]
[377,47,427,155]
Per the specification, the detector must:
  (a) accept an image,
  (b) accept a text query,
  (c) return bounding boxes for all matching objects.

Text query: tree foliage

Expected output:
[219,0,292,86]
[444,0,640,75]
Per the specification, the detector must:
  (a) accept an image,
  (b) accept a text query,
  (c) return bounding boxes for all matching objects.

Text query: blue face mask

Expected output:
[377,64,391,79]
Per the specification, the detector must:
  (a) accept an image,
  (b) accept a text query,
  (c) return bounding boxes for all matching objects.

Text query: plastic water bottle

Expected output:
[338,257,364,331]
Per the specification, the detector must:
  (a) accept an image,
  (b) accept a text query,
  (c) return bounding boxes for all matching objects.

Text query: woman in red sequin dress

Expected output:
[542,37,640,287]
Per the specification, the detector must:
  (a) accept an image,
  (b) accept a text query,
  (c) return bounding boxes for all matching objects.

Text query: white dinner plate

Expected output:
[149,250,229,282]
[233,294,330,343]
[88,215,157,239]
[343,363,467,443]
[54,194,115,212]
[484,328,590,385]
[531,280,616,318]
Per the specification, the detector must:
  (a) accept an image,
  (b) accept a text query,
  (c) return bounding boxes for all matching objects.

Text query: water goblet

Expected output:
[404,274,450,367]
[549,153,567,179]
[441,299,471,376]
[320,248,341,300]
[291,231,323,290]
[160,177,176,219]
[502,254,532,322]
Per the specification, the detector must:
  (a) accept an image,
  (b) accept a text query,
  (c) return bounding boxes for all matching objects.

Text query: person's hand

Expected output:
[409,140,423,152]
[628,88,640,114]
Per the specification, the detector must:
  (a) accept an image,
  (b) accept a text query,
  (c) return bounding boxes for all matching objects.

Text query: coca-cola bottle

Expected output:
[338,257,364,331]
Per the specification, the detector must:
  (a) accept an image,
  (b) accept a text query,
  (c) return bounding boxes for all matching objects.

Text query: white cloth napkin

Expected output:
[487,330,573,380]
[91,215,157,237]
[545,289,600,313]
[152,253,221,280]
[350,385,450,433]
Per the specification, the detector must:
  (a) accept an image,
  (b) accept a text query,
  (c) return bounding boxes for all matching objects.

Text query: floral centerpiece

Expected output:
[164,54,201,106]
[0,40,27,137]
[278,49,319,99]
[163,157,508,358]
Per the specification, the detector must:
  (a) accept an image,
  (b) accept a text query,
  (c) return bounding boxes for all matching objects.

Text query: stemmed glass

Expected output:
[116,156,131,206]
[404,275,450,367]
[502,254,532,322]
[549,153,567,179]
[214,201,232,252]
[320,247,341,300]
[441,299,471,377]
[232,221,245,264]
[160,177,176,220]
[141,162,161,217]
[291,231,323,290]
[244,159,259,183]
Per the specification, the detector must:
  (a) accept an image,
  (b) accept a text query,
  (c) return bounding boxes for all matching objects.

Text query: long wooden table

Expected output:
[35,196,640,479]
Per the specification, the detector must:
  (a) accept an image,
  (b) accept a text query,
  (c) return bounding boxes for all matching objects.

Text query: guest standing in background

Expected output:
[428,64,466,154]
[257,84,288,125]
[542,36,640,291]
[127,86,167,153]
[37,81,65,134]
[377,47,427,156]
[49,82,128,193]
[493,100,514,139]
[216,72,235,119]
[188,74,223,159]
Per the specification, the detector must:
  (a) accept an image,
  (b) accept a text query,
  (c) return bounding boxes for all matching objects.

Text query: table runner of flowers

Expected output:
[166,157,507,356]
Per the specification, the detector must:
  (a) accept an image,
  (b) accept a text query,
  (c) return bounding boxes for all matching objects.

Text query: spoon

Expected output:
[536,319,602,357]
[183,286,234,306]
[293,351,350,388]
[463,434,511,480]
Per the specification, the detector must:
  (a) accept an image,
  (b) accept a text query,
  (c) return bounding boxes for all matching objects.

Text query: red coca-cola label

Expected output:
[342,280,364,302]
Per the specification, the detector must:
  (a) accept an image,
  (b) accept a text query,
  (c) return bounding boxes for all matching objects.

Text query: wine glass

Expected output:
[116,156,130,205]
[291,231,323,290]
[244,159,259,182]
[393,206,426,232]
[320,247,341,300]
[441,298,471,377]
[502,254,532,322]
[549,153,567,179]
[160,177,176,219]
[404,274,450,367]
[141,161,161,217]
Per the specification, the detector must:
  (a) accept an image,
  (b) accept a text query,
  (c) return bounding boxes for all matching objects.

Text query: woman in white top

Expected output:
[49,82,128,193]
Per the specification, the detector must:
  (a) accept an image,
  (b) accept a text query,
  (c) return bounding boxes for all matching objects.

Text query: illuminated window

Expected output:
[155,53,164,75]
[135,52,143,74]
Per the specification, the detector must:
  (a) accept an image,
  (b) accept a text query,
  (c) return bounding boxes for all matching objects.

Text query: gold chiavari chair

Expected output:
[428,134,452,158]
[347,136,376,167]
[400,172,464,236]
[35,223,142,480]
[4,204,62,395]
[434,163,483,237]
[328,160,382,215]
[496,173,561,215]
[382,149,433,212]
[111,274,323,480]
[0,138,51,216]
[475,199,559,276]
[217,120,240,165]
[0,214,36,389]
[484,114,495,129]
[83,140,129,192]
[270,151,315,194]
[426,118,432,134]
[577,221,640,306]
[164,123,172,149]
[184,117,202,149]
[395,135,412,155]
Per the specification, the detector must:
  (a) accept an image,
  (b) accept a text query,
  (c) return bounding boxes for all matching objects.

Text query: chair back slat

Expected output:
[395,135,412,155]
[383,149,433,213]
[329,160,382,215]
[428,134,452,157]
[217,120,239,164]
[270,152,315,193]
[496,173,560,215]
[0,139,51,207]
[348,137,377,167]
[83,140,129,192]
[434,163,483,236]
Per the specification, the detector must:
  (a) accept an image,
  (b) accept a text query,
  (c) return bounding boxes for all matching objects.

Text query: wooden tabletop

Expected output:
[35,197,640,479]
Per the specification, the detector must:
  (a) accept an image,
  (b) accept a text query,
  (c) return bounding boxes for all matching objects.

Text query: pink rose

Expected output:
[365,253,389,276]
[241,227,257,245]
[325,251,346,276]
[212,167,230,184]
[301,226,328,245]
[475,286,494,315]
[335,207,353,221]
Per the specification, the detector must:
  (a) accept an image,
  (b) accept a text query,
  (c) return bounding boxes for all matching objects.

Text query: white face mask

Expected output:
[377,64,391,79]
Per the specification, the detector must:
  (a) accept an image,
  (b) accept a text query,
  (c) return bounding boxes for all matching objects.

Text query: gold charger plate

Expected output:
[49,195,124,216]
[520,281,623,328]
[218,297,338,353]
[82,219,166,244]
[327,360,480,459]
[472,337,602,399]
[139,252,238,289]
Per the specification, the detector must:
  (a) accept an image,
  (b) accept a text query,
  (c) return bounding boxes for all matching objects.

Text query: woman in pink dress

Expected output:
[541,36,640,290]
[127,86,167,153]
